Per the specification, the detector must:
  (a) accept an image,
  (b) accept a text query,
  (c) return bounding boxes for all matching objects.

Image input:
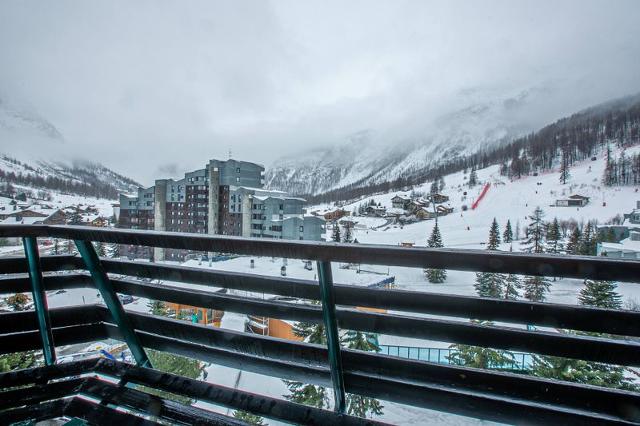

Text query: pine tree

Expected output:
[438,176,445,192]
[468,167,478,187]
[342,331,384,418]
[579,223,597,256]
[503,274,521,300]
[424,223,446,283]
[578,280,622,309]
[559,145,571,184]
[475,219,506,298]
[286,311,329,409]
[342,224,353,243]
[233,411,265,425]
[487,218,501,249]
[523,275,551,302]
[546,218,561,253]
[430,180,438,194]
[503,220,513,243]
[522,207,545,253]
[566,227,582,254]
[331,222,341,243]
[533,276,635,391]
[148,300,168,316]
[94,241,107,257]
[52,238,60,255]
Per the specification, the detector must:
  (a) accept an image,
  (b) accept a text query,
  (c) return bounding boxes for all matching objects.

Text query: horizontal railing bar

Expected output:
[0,398,73,425]
[103,259,640,336]
[0,253,81,274]
[0,377,85,410]
[2,224,640,281]
[102,257,320,299]
[0,358,100,387]
[79,377,248,426]
[107,284,640,365]
[95,360,384,426]
[344,371,626,426]
[0,323,108,355]
[104,324,332,387]
[0,304,105,334]
[63,397,159,426]
[102,322,632,425]
[0,273,91,295]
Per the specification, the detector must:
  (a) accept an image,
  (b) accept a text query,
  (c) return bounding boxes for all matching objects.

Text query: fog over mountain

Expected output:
[1,1,639,185]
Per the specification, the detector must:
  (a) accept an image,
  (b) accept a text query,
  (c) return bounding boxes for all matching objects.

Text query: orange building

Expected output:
[166,302,224,327]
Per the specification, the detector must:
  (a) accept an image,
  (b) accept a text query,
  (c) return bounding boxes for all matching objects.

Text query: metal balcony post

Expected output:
[75,240,152,368]
[22,237,56,366]
[316,260,346,414]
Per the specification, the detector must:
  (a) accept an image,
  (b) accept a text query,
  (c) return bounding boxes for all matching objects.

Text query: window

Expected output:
[299,226,304,232]
[236,177,240,182]
[236,167,241,173]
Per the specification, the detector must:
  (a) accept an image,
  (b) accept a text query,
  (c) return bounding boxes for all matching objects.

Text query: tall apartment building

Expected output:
[118,159,325,260]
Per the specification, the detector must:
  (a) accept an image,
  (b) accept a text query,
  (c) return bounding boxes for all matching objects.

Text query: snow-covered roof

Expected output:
[1,216,45,225]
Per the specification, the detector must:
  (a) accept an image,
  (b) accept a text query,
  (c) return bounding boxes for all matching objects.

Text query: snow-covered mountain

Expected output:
[0,98,140,199]
[266,90,540,196]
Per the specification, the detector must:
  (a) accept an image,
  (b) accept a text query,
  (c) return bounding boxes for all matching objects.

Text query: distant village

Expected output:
[0,191,114,231]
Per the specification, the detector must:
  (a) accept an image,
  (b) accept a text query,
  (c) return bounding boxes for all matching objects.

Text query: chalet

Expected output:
[429,193,449,204]
[437,205,454,216]
[408,198,430,213]
[391,195,411,210]
[555,194,590,207]
[323,209,348,221]
[365,205,387,217]
[416,207,435,220]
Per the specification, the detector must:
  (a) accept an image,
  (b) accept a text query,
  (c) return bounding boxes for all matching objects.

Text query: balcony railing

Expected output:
[1,224,640,424]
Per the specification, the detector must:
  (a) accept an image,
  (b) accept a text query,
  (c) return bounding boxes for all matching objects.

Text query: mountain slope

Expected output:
[0,98,140,200]
[267,92,640,203]
[266,90,535,196]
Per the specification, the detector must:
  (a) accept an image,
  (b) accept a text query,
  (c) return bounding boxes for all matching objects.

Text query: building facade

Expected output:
[118,159,325,260]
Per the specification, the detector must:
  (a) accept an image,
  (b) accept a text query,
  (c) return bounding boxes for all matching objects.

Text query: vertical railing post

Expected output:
[22,237,56,366]
[75,240,152,368]
[316,260,346,414]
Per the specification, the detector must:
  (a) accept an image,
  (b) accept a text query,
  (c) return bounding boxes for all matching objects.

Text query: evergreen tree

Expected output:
[52,238,60,255]
[285,310,329,409]
[148,300,168,316]
[94,241,107,257]
[559,145,571,184]
[474,219,506,298]
[0,350,37,372]
[503,220,513,243]
[503,274,521,300]
[578,280,622,309]
[449,342,516,370]
[579,223,597,256]
[546,218,561,253]
[342,224,353,243]
[566,227,582,255]
[342,331,384,418]
[523,275,551,302]
[430,181,438,195]
[468,167,478,187]
[68,208,83,225]
[533,277,635,391]
[331,222,341,243]
[487,218,501,249]
[233,410,265,425]
[438,176,445,192]
[424,223,446,283]
[107,243,119,258]
[522,207,546,253]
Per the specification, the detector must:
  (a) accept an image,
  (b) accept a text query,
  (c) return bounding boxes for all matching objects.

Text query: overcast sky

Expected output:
[1,0,639,185]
